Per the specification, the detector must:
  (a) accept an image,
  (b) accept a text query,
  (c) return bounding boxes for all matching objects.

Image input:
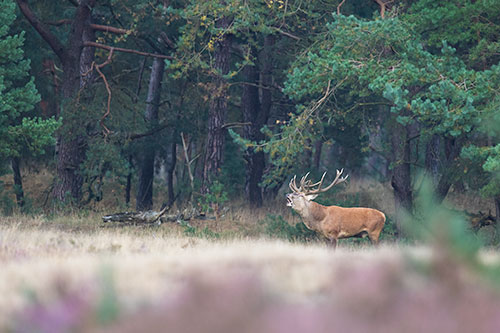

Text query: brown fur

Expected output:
[288,194,385,248]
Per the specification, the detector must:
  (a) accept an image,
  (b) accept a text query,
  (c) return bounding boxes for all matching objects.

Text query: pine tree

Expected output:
[0,0,59,207]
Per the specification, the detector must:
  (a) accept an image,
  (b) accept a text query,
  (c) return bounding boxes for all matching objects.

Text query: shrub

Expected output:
[259,214,319,242]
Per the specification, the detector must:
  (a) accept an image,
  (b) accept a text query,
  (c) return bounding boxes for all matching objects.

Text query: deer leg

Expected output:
[327,238,337,249]
[368,231,381,246]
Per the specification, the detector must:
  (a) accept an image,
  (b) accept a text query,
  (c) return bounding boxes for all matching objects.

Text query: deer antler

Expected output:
[289,175,300,193]
[289,169,348,195]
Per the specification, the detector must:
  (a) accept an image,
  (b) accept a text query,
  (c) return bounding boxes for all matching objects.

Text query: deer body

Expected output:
[287,170,386,248]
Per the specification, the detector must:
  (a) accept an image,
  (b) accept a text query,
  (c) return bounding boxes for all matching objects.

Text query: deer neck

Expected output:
[296,201,326,231]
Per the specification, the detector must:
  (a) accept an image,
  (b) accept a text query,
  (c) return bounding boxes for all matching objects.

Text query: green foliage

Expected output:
[0,181,15,215]
[198,180,228,215]
[256,9,500,194]
[259,214,318,242]
[180,221,221,239]
[81,137,131,204]
[406,0,500,69]
[462,144,500,199]
[221,135,246,196]
[0,0,58,162]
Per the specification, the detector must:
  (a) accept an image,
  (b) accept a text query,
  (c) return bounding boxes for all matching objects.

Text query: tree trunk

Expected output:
[80,13,96,89]
[202,17,232,193]
[125,155,133,206]
[391,122,412,238]
[165,141,177,207]
[242,62,264,207]
[241,36,274,206]
[136,57,165,211]
[425,134,440,185]
[313,139,323,170]
[495,196,500,225]
[435,137,462,203]
[23,0,97,203]
[11,157,24,208]
[53,52,90,202]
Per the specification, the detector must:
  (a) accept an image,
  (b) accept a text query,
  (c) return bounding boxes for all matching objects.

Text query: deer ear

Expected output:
[305,194,318,201]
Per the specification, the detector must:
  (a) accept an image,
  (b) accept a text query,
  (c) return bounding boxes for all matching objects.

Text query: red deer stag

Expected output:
[286,170,385,248]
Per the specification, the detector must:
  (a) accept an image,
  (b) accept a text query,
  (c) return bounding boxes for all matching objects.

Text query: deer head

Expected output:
[286,169,348,212]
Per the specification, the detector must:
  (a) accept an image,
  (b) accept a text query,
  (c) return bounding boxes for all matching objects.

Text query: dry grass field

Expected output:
[1,213,500,332]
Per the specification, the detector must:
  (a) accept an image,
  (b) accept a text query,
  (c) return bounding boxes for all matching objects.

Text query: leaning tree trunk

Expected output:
[202,17,232,193]
[11,157,24,208]
[391,122,413,238]
[136,57,165,211]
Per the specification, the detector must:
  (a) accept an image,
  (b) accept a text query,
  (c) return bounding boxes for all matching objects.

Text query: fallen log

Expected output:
[102,205,209,225]
[102,205,170,225]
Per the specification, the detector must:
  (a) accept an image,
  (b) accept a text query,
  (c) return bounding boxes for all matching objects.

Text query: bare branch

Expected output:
[47,19,129,34]
[134,57,147,103]
[128,122,170,140]
[272,27,301,40]
[82,48,114,136]
[373,0,394,19]
[96,51,113,136]
[16,0,67,61]
[159,31,176,49]
[221,122,251,129]
[91,24,129,34]
[337,0,346,15]
[84,41,175,60]
[45,19,72,26]
[181,132,196,201]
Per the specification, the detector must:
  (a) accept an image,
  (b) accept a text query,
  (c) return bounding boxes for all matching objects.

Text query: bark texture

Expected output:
[136,57,165,211]
[435,137,462,203]
[165,141,177,207]
[11,157,24,207]
[242,63,264,207]
[242,36,273,207]
[425,134,441,185]
[54,1,96,202]
[391,122,412,238]
[495,196,500,225]
[16,0,97,202]
[202,17,232,193]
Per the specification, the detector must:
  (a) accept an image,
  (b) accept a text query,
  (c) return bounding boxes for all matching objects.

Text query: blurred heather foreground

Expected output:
[2,200,500,333]
[1,181,499,333]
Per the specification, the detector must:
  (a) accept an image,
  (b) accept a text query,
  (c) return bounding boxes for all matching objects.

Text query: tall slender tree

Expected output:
[241,36,274,207]
[202,16,233,193]
[136,57,165,211]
